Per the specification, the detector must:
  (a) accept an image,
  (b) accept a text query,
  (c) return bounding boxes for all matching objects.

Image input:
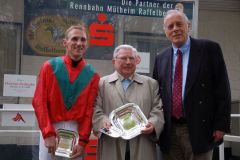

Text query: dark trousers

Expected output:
[163,121,213,160]
[125,140,130,160]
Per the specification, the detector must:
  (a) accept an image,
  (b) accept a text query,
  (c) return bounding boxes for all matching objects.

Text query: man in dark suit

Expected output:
[153,9,231,160]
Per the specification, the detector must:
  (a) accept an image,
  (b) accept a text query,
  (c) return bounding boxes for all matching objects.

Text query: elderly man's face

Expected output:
[164,12,190,48]
[112,48,139,78]
[63,29,88,61]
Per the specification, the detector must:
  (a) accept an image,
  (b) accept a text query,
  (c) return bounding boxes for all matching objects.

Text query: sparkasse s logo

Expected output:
[89,13,114,46]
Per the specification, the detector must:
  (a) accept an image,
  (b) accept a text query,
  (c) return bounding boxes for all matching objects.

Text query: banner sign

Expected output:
[68,0,193,18]
[24,0,194,59]
[1,104,35,127]
[3,74,36,97]
[136,52,150,73]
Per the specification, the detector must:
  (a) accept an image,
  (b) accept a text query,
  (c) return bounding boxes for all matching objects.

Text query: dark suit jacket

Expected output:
[153,37,231,154]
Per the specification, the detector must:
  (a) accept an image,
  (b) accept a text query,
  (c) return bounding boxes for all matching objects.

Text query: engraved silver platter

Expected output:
[55,129,79,158]
[101,103,148,140]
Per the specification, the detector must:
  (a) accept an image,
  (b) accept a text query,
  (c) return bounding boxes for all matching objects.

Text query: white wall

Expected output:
[198,2,240,102]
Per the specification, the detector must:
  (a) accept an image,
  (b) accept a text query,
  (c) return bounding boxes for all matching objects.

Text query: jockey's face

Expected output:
[63,29,88,61]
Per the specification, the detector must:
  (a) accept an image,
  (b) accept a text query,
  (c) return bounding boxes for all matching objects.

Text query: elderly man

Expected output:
[153,10,231,160]
[92,44,164,160]
[32,25,100,160]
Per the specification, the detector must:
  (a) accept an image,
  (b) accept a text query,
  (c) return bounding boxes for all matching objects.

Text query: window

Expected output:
[0,22,21,103]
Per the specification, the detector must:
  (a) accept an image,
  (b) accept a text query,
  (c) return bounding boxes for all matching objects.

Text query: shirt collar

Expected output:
[117,72,134,81]
[108,71,143,84]
[64,55,83,65]
[172,36,190,56]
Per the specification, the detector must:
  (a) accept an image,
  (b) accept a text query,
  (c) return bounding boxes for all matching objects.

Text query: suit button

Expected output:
[199,101,202,104]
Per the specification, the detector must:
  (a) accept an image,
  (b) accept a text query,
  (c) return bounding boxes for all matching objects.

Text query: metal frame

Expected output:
[219,114,240,160]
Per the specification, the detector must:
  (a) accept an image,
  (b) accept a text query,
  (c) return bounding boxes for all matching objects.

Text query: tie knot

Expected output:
[177,49,182,55]
[122,79,131,86]
[123,78,130,82]
[122,79,131,91]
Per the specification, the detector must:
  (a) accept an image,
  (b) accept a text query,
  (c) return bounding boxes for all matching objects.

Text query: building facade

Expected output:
[0,0,240,159]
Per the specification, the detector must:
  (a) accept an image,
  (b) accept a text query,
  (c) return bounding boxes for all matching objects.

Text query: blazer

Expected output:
[92,71,164,160]
[153,37,231,154]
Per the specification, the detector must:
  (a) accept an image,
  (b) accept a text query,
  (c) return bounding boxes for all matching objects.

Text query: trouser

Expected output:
[39,121,83,160]
[163,122,213,160]
[125,140,130,160]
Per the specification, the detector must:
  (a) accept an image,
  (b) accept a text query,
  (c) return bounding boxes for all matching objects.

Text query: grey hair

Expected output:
[113,44,138,58]
[163,9,189,30]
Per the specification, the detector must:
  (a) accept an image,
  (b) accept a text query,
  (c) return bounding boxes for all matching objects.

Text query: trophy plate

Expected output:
[100,103,148,140]
[55,129,79,158]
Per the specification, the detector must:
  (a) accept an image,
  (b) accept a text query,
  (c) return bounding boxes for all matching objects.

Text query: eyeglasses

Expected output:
[115,57,135,62]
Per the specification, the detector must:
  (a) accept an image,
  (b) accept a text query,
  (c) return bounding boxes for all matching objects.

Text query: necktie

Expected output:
[172,49,183,119]
[122,79,131,91]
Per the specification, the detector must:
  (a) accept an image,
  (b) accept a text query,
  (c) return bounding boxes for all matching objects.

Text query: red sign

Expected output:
[84,139,98,160]
[12,112,26,123]
[89,13,114,46]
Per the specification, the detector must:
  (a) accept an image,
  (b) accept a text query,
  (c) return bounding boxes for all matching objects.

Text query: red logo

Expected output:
[89,13,114,46]
[12,113,26,123]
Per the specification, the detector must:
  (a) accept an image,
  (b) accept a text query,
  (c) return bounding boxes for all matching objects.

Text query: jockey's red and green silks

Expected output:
[32,55,100,147]
[49,57,95,110]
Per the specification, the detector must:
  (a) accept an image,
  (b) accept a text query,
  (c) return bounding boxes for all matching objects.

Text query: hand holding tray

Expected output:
[99,103,148,140]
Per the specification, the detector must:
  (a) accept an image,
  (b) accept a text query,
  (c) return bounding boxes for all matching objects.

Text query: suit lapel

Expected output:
[165,48,173,105]
[184,38,203,97]
[115,79,127,103]
[108,72,126,104]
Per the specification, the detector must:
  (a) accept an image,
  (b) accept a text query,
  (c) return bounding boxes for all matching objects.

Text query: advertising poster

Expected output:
[3,74,36,97]
[24,0,194,60]
[136,52,150,73]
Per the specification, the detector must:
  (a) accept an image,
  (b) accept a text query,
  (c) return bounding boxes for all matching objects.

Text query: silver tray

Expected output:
[55,129,79,158]
[100,103,148,140]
